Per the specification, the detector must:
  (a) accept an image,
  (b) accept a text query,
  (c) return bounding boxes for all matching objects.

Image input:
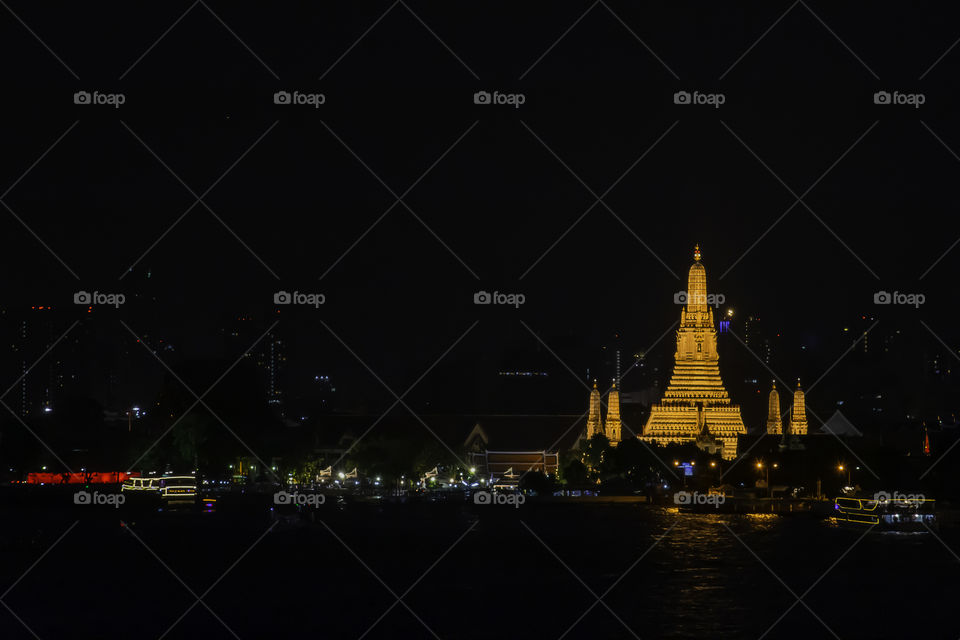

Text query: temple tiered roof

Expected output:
[641,246,746,459]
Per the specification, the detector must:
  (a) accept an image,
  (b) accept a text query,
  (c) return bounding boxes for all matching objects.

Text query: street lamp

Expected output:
[838,464,851,485]
[709,459,721,478]
[757,461,778,498]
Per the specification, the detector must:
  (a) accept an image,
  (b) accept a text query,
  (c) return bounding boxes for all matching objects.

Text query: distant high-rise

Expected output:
[766,381,782,434]
[641,245,747,459]
[14,306,66,417]
[744,315,755,347]
[743,316,772,364]
[265,333,284,406]
[227,319,286,412]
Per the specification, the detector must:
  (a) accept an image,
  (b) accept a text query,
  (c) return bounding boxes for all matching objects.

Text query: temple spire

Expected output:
[586,380,604,439]
[643,245,746,460]
[766,380,782,435]
[605,380,621,445]
[789,379,808,436]
[684,245,711,319]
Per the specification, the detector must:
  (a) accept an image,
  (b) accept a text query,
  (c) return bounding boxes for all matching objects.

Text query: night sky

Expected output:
[1,2,959,425]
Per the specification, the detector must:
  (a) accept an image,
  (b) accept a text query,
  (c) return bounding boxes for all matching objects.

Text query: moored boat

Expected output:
[833,495,936,531]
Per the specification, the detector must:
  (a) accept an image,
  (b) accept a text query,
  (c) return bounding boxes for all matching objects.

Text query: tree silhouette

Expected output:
[172,413,210,471]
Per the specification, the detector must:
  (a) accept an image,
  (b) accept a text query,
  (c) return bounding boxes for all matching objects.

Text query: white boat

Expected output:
[121,477,161,492]
[121,475,197,503]
[833,495,936,531]
[157,476,198,502]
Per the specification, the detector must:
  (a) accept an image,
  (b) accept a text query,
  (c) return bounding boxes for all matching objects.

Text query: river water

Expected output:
[0,499,954,639]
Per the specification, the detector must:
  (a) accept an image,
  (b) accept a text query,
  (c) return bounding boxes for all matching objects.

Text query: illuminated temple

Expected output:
[641,246,746,459]
[789,381,808,435]
[766,381,782,435]
[606,382,622,444]
[586,382,604,439]
[584,381,622,446]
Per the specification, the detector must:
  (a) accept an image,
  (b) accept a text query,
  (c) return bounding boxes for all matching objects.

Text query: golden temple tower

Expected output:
[586,381,605,439]
[789,381,808,435]
[766,380,782,435]
[641,245,746,459]
[605,381,622,445]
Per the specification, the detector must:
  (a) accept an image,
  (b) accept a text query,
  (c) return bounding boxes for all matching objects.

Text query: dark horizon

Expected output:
[1,2,958,432]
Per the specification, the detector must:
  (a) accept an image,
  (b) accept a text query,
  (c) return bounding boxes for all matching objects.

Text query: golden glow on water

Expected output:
[743,513,778,521]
